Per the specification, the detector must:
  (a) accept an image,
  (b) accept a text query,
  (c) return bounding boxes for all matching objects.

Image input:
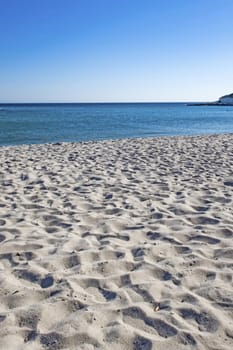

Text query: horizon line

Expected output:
[0,100,211,104]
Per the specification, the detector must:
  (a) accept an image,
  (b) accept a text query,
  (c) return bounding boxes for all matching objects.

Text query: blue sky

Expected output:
[0,0,233,102]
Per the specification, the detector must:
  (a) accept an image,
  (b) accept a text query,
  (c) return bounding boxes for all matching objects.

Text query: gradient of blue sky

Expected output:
[0,0,233,102]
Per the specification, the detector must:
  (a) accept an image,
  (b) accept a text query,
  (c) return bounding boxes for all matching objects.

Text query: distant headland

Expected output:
[189,93,233,106]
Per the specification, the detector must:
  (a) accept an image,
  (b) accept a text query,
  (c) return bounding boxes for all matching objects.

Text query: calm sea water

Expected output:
[0,103,233,146]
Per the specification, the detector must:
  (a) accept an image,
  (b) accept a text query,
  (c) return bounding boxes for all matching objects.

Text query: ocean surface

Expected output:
[0,103,233,146]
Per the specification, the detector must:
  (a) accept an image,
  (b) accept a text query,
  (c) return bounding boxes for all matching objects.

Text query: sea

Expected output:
[0,103,233,147]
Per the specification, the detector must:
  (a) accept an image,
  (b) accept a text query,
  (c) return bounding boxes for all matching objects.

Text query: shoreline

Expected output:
[1,131,233,149]
[0,133,233,349]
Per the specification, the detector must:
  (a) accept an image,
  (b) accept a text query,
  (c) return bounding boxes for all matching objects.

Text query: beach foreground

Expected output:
[0,134,233,350]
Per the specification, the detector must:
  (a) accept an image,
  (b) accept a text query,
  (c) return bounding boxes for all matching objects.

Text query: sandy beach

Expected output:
[0,133,233,350]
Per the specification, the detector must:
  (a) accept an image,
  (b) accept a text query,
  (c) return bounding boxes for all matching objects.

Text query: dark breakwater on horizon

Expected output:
[0,103,233,146]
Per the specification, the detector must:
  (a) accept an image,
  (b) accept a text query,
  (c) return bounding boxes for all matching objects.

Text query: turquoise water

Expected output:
[0,103,233,146]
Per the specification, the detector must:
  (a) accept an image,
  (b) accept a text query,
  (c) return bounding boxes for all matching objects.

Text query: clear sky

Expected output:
[0,0,233,102]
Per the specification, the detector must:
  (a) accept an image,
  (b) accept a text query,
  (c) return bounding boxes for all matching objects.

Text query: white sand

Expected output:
[0,134,233,350]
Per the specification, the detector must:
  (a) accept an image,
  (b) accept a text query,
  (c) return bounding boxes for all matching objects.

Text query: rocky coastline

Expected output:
[189,92,233,106]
